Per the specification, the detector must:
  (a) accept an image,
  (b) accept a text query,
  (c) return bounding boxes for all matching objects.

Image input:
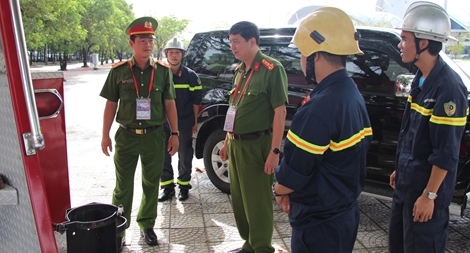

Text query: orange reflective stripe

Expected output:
[430,115,467,126]
[287,127,372,154]
[286,130,329,155]
[330,127,373,152]
[408,95,433,116]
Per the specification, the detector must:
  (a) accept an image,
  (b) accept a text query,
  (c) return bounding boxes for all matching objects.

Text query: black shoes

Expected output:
[159,188,190,201]
[178,189,189,201]
[140,228,158,246]
[158,188,175,202]
[227,248,251,253]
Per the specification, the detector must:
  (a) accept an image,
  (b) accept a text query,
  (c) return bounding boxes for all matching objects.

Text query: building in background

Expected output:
[286,0,470,55]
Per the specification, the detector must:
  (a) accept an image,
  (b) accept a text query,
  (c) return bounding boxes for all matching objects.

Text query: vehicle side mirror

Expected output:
[395,74,414,97]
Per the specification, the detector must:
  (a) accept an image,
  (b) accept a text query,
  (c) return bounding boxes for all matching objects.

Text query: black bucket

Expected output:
[54,202,127,253]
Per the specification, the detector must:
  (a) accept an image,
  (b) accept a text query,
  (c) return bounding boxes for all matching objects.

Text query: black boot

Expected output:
[178,189,189,201]
[158,187,175,202]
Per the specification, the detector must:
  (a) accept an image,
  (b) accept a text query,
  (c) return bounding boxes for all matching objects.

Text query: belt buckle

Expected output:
[135,129,144,135]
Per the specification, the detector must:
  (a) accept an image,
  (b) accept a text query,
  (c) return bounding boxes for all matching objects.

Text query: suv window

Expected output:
[269,45,305,86]
[191,35,236,79]
[189,33,307,86]
[347,49,409,95]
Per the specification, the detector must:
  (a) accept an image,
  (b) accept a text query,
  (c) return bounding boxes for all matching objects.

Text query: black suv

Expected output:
[184,26,470,215]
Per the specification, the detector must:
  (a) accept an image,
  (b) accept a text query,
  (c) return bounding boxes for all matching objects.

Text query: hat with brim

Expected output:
[126,17,158,36]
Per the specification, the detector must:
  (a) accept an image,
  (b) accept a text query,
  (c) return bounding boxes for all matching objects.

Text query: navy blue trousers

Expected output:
[291,201,359,253]
[160,124,193,189]
[389,193,449,253]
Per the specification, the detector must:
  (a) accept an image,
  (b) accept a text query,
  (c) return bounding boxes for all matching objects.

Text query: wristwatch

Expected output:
[271,148,281,155]
[171,132,179,137]
[423,189,438,200]
[272,183,283,197]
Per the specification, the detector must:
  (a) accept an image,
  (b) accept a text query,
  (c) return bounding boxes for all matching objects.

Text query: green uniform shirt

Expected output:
[230,51,288,134]
[100,57,175,127]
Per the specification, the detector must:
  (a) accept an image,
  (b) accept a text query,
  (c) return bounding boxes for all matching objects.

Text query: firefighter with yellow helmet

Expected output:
[272,7,372,253]
[158,37,203,202]
[389,2,468,252]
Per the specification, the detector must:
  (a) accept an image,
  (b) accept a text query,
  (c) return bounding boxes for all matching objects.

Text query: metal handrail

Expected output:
[10,0,45,154]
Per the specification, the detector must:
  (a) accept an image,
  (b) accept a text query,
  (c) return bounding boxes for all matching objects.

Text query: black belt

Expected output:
[227,129,272,141]
[120,124,161,135]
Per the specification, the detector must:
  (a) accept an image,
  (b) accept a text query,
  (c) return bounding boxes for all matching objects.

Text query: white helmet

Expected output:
[395,1,456,43]
[164,37,185,52]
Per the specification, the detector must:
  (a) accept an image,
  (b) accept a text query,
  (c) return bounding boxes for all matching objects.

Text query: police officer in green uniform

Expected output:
[100,16,179,249]
[219,21,288,253]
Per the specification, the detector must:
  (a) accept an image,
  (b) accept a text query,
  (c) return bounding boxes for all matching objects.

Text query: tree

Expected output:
[154,15,190,59]
[447,42,465,58]
[51,0,86,70]
[20,0,84,66]
[79,0,133,67]
[112,0,135,62]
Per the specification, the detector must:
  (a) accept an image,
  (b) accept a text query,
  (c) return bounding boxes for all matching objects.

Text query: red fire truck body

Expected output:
[0,1,70,252]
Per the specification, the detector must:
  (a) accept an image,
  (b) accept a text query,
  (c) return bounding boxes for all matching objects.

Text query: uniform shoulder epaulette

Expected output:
[112,61,127,69]
[234,63,242,71]
[156,60,170,68]
[261,58,275,71]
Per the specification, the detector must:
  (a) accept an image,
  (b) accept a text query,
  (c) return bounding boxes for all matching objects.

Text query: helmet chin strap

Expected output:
[412,37,429,64]
[305,54,317,85]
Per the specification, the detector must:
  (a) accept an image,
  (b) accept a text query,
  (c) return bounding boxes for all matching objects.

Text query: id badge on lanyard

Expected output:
[128,60,156,121]
[223,106,237,132]
[136,98,151,120]
[223,68,255,132]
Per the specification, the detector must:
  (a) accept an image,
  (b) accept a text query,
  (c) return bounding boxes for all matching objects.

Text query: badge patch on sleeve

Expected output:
[444,101,456,116]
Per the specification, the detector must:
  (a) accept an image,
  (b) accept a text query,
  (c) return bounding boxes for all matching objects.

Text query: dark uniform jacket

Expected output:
[275,69,372,229]
[168,65,202,126]
[395,56,468,208]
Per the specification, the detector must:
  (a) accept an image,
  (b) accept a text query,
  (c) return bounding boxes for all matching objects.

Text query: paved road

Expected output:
[45,61,470,253]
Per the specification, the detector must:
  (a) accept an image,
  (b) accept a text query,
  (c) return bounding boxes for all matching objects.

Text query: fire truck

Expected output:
[0,1,70,252]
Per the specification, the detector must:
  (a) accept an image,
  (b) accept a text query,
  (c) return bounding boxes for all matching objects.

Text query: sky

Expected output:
[125,0,470,39]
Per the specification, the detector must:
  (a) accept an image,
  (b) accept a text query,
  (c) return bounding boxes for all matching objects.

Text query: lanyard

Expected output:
[230,67,255,107]
[128,59,156,98]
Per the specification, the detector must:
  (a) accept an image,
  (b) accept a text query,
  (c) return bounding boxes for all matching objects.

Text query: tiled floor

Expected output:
[53,65,470,253]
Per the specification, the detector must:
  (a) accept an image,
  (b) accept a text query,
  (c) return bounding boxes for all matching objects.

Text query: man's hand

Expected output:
[219,142,228,161]
[101,136,113,156]
[413,195,434,222]
[192,124,198,134]
[275,195,290,214]
[264,152,279,175]
[390,170,396,189]
[167,135,179,156]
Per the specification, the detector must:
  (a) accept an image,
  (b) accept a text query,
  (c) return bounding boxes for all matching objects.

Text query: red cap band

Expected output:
[128,25,154,36]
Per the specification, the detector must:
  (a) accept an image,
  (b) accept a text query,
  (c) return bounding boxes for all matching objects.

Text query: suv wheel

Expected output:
[203,129,231,193]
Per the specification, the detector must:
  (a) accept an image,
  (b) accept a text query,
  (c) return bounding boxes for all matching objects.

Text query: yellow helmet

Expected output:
[291,7,363,57]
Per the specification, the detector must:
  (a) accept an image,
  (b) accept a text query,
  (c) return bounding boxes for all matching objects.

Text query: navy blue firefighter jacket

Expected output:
[166,65,202,127]
[275,69,373,230]
[394,56,468,209]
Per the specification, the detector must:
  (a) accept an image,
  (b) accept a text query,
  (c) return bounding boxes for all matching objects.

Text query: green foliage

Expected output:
[154,15,190,58]
[447,42,466,58]
[18,0,190,66]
